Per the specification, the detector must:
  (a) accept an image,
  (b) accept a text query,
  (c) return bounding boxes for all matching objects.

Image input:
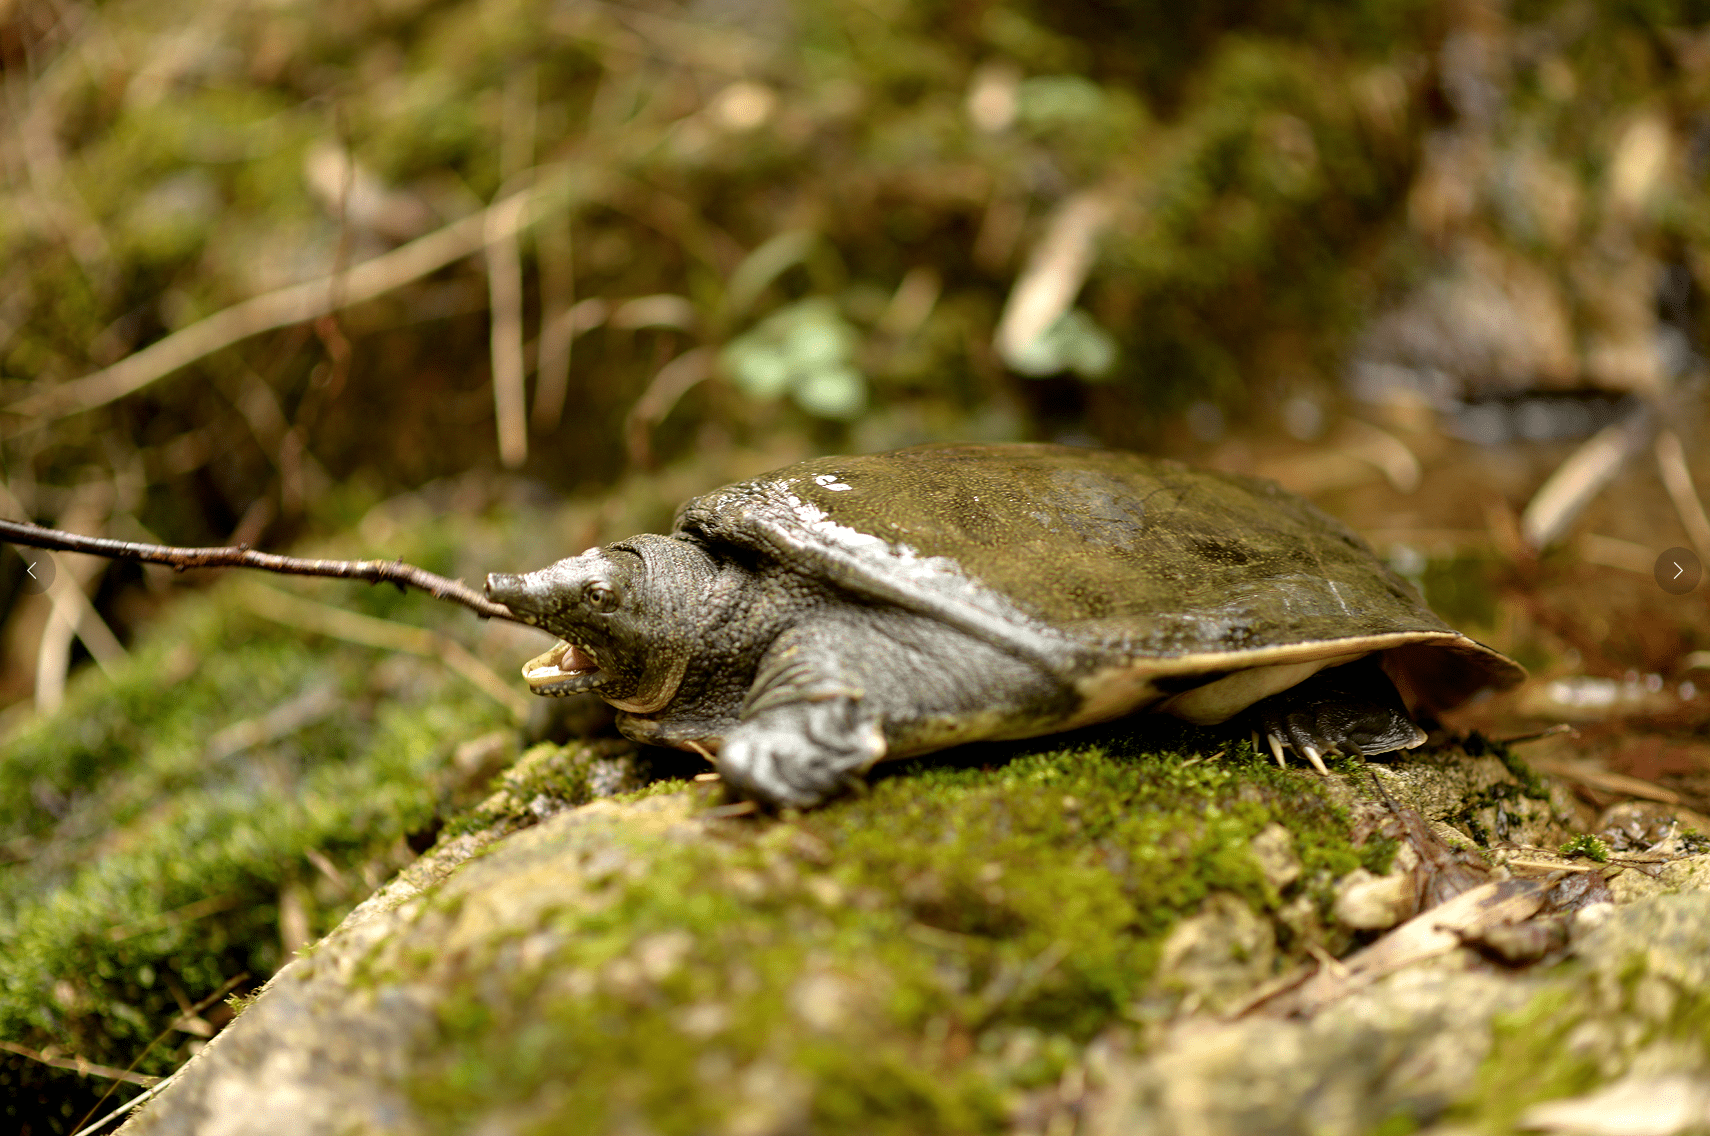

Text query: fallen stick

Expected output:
[0,518,522,624]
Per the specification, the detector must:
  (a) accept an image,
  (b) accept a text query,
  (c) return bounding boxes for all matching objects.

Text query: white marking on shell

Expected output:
[783,491,963,585]
[774,484,1083,666]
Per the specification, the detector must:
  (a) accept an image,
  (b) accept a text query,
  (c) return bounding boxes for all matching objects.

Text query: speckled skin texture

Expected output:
[486,444,1523,806]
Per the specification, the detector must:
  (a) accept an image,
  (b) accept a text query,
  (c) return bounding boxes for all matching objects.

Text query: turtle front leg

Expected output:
[718,698,887,807]
[1251,657,1427,774]
[713,612,1068,807]
[715,635,886,808]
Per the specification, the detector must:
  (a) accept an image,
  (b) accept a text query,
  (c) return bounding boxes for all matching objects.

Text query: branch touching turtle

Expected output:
[1,443,1527,810]
[0,518,524,624]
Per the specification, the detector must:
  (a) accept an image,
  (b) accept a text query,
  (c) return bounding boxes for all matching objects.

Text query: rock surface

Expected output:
[115,739,1710,1136]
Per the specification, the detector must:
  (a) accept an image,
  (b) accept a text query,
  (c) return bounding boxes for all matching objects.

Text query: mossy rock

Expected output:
[105,721,1687,1136]
[117,732,1404,1135]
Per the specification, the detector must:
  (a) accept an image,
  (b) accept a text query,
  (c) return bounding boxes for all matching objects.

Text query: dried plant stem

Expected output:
[1656,429,1710,560]
[236,582,533,721]
[532,211,577,432]
[625,347,713,469]
[68,973,250,1136]
[0,1039,158,1087]
[0,518,522,623]
[1527,756,1682,805]
[486,192,530,469]
[6,166,578,423]
[1520,403,1654,551]
[994,189,1112,370]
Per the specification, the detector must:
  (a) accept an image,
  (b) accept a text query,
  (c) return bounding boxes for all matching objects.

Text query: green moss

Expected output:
[401,734,1377,1133]
[1459,731,1552,802]
[1452,959,1708,1133]
[1452,985,1603,1131]
[1450,894,1710,1131]
[1558,834,1609,862]
[0,580,512,1094]
[438,739,641,841]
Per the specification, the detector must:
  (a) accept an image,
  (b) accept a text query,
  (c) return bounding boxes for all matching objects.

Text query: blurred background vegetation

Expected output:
[4,0,1707,707]
[6,0,1710,1129]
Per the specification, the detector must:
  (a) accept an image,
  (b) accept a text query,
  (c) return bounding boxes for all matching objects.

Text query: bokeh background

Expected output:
[2,0,1708,703]
[6,0,1710,1130]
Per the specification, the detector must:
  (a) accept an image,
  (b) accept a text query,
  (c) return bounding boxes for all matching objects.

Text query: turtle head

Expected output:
[484,534,712,713]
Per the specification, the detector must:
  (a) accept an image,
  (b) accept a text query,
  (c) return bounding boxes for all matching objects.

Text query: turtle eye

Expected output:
[583,581,618,613]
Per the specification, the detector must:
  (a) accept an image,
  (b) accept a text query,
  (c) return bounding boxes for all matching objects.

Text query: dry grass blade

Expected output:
[67,972,250,1136]
[532,213,578,432]
[236,581,533,721]
[0,517,521,622]
[46,562,127,670]
[1258,879,1548,1017]
[5,167,577,423]
[625,347,713,469]
[993,190,1112,370]
[1502,858,1601,873]
[67,1072,175,1136]
[24,484,122,712]
[202,684,341,763]
[1655,429,1710,560]
[106,894,245,943]
[0,1039,159,1087]
[1520,404,1654,551]
[486,192,529,468]
[1341,419,1421,493]
[1579,533,1657,575]
[1527,756,1682,805]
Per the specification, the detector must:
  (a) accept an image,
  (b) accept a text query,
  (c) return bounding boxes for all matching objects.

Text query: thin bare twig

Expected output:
[0,517,522,623]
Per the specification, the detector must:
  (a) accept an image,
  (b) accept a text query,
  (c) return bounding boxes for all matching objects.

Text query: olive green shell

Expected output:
[676,442,1523,713]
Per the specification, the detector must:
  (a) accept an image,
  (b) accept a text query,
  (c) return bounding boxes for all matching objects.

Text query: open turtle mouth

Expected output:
[521,639,606,696]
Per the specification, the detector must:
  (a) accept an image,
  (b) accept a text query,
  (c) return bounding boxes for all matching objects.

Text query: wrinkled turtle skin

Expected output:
[486,443,1524,806]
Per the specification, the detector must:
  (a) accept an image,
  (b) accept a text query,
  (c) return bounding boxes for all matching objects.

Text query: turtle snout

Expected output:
[485,572,544,620]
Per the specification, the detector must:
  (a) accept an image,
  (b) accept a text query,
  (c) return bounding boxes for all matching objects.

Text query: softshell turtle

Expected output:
[486,443,1523,806]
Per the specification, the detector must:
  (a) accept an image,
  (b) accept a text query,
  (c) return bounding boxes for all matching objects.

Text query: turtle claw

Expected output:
[1249,657,1425,775]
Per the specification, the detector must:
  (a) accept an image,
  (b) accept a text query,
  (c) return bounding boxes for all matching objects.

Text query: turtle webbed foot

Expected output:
[1252,658,1427,775]
[717,698,887,808]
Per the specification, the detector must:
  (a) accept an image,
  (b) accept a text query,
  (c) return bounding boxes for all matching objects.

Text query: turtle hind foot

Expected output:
[1252,658,1427,775]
